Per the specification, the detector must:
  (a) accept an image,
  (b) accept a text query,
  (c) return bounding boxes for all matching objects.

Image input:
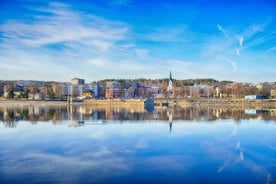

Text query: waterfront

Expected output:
[0,105,275,184]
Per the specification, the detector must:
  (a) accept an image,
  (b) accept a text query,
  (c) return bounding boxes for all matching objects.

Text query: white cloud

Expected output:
[0,2,132,81]
[266,46,276,52]
[236,35,244,46]
[0,2,274,82]
[243,24,266,39]
[135,49,148,58]
[0,48,75,81]
[225,59,237,73]
[1,14,128,51]
[119,60,146,71]
[238,21,272,50]
[0,2,129,51]
[217,56,237,73]
[217,24,228,37]
[217,24,223,32]
[168,59,193,66]
[236,48,240,56]
[144,26,188,42]
[86,58,110,67]
[213,22,273,59]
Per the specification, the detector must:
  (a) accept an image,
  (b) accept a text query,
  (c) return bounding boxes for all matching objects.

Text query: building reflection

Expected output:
[166,101,173,133]
[0,105,275,127]
[67,105,85,127]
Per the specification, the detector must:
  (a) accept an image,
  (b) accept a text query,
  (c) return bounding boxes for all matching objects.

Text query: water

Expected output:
[0,106,275,184]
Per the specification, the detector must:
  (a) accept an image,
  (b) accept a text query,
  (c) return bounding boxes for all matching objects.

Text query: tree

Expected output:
[232,83,242,98]
[260,84,272,97]
[23,88,30,100]
[49,88,56,100]
[7,89,14,99]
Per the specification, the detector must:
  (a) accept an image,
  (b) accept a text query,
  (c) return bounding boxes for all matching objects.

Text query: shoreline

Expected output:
[0,98,276,109]
[0,100,69,108]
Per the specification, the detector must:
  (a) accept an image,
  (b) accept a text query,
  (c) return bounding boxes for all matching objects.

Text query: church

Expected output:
[167,71,174,98]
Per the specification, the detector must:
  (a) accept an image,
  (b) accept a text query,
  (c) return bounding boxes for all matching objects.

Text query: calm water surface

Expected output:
[0,106,275,184]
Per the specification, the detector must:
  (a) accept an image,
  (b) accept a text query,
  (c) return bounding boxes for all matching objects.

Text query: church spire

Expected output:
[167,71,173,93]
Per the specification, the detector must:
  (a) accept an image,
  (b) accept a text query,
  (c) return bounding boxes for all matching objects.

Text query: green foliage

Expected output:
[23,89,29,99]
[7,89,14,99]
[220,80,234,85]
[49,88,56,99]
[95,78,221,87]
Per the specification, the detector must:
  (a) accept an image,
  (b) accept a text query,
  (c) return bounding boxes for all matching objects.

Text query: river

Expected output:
[0,105,275,184]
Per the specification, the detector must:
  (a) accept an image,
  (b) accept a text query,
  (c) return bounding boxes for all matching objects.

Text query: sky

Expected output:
[0,0,275,83]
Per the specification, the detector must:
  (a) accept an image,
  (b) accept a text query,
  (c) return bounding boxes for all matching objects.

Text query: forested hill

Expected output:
[93,78,233,87]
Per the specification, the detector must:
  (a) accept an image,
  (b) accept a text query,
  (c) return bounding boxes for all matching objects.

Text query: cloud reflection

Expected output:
[1,120,275,183]
[135,140,149,149]
[0,147,128,183]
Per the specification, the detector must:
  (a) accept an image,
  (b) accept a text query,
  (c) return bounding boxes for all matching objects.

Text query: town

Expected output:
[1,73,276,101]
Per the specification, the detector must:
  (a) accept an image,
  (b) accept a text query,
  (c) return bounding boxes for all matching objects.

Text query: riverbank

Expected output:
[1,98,276,109]
[184,98,276,109]
[0,99,145,109]
[0,100,69,108]
[155,98,276,109]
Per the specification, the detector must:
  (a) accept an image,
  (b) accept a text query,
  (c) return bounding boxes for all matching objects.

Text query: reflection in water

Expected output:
[0,117,275,184]
[0,105,276,127]
[166,101,174,133]
[0,106,276,184]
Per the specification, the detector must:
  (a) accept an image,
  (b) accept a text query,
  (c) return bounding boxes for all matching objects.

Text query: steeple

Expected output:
[169,70,172,81]
[167,71,173,93]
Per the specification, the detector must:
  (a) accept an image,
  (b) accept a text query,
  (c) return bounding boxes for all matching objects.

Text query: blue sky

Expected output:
[0,0,275,82]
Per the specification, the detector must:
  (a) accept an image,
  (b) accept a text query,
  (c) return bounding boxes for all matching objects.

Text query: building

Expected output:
[71,78,85,85]
[167,71,173,94]
[28,93,45,100]
[106,89,121,99]
[71,85,84,98]
[82,90,94,99]
[149,86,162,98]
[271,89,276,99]
[123,81,140,98]
[94,84,101,99]
[105,82,122,99]
[51,82,69,99]
[3,84,24,98]
[183,86,191,98]
[173,87,184,98]
[245,95,265,100]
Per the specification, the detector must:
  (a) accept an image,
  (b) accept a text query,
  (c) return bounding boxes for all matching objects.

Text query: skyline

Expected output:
[0,0,275,82]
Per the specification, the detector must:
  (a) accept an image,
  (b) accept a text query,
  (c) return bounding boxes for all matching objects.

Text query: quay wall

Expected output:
[1,98,276,110]
[178,98,276,109]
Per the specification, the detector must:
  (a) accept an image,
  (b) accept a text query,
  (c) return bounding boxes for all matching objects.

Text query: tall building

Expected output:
[71,78,85,85]
[94,84,100,99]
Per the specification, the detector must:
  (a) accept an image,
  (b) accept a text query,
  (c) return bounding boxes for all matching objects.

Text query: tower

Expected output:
[167,71,173,95]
